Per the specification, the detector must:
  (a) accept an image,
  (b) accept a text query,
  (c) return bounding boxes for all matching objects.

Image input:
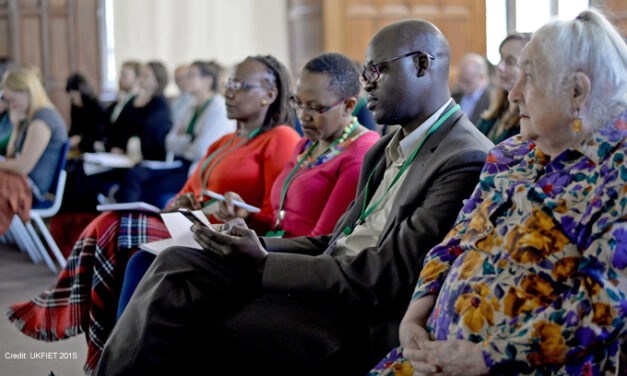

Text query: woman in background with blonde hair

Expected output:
[0,65,67,233]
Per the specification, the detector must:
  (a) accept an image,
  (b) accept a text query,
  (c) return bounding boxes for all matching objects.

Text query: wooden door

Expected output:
[0,0,102,125]
[322,0,486,86]
[597,0,627,34]
[287,0,324,77]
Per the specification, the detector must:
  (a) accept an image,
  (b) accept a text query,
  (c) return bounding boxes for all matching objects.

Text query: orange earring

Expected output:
[573,109,582,132]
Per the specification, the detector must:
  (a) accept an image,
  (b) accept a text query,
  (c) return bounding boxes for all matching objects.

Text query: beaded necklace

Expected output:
[265,117,359,237]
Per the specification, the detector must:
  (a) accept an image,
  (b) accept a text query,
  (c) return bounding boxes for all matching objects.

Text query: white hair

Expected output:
[532,8,627,129]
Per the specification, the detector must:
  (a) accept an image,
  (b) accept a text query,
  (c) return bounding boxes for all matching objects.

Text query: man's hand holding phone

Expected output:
[179,208,267,270]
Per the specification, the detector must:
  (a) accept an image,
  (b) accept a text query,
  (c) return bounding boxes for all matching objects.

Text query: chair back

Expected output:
[48,139,70,196]
[32,139,70,213]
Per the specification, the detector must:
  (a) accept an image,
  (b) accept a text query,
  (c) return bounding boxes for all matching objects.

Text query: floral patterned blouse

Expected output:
[369,110,627,376]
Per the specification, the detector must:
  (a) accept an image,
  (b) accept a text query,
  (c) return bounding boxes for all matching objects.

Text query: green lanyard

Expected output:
[198,127,262,205]
[266,120,359,237]
[186,95,214,135]
[342,104,460,236]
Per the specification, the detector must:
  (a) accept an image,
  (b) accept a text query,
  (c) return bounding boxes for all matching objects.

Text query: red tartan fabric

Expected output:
[50,212,99,258]
[6,210,169,374]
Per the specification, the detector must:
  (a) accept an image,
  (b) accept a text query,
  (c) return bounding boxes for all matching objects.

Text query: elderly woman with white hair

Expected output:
[368,8,627,376]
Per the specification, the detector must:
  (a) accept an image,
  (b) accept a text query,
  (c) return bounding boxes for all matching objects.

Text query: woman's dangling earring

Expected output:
[261,99,267,106]
[573,108,582,132]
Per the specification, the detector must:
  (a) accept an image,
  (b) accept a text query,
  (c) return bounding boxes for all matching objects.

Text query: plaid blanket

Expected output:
[6,210,169,374]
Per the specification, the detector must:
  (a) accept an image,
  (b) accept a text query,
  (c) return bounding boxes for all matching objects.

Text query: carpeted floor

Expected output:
[0,242,87,376]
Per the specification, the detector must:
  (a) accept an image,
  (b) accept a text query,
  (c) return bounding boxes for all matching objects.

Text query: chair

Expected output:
[9,140,70,273]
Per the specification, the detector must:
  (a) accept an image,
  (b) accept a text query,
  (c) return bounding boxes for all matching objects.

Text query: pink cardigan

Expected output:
[269,131,379,237]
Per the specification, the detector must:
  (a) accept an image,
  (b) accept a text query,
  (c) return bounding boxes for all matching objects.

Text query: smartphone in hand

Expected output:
[221,217,248,233]
[178,208,210,228]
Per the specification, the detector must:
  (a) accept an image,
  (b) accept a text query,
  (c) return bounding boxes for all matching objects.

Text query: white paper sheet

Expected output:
[140,210,211,255]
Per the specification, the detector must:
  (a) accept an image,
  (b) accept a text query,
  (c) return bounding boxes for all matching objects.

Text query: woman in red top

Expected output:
[217,52,379,238]
[7,55,300,375]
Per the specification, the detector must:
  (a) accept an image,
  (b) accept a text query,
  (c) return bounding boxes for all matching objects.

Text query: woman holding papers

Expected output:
[7,55,299,375]
[0,66,68,234]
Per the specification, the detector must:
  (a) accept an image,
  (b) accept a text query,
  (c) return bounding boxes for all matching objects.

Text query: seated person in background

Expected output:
[369,9,627,376]
[0,56,14,155]
[103,61,172,160]
[0,66,68,233]
[98,60,141,151]
[7,55,300,375]
[95,19,492,376]
[170,64,194,125]
[65,72,106,154]
[116,52,381,318]
[452,52,491,125]
[476,33,530,143]
[113,60,236,206]
[62,61,173,211]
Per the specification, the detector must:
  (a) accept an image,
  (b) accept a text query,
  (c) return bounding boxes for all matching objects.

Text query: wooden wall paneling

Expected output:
[0,0,9,57]
[323,0,347,53]
[287,0,324,77]
[48,11,70,119]
[0,9,11,57]
[599,0,627,35]
[48,12,70,82]
[20,14,42,69]
[19,0,40,9]
[75,0,100,93]
[40,0,49,86]
[8,0,19,60]
[345,0,377,63]
[49,0,66,7]
[321,0,486,90]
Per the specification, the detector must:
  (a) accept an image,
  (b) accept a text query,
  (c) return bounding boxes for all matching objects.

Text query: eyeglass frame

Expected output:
[289,94,358,115]
[222,80,274,92]
[360,50,435,85]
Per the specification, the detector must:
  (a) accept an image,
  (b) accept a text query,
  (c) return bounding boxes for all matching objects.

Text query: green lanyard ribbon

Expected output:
[198,127,262,205]
[186,95,214,135]
[342,104,460,236]
[266,119,359,237]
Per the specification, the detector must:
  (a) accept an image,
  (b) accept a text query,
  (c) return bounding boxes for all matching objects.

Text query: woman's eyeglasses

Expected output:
[223,80,273,92]
[289,95,357,115]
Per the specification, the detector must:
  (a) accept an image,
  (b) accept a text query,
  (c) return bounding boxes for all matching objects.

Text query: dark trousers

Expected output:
[96,247,373,376]
[61,159,123,212]
[116,250,156,319]
[115,161,190,206]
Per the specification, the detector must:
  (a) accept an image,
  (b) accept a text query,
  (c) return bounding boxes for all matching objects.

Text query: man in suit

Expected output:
[452,53,491,125]
[96,19,493,376]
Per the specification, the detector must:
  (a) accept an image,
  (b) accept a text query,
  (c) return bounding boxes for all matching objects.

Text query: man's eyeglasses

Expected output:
[289,95,357,115]
[360,50,435,86]
[223,80,273,92]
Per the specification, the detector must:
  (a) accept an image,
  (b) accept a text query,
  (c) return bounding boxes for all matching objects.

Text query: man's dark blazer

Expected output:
[452,86,492,125]
[261,100,493,357]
